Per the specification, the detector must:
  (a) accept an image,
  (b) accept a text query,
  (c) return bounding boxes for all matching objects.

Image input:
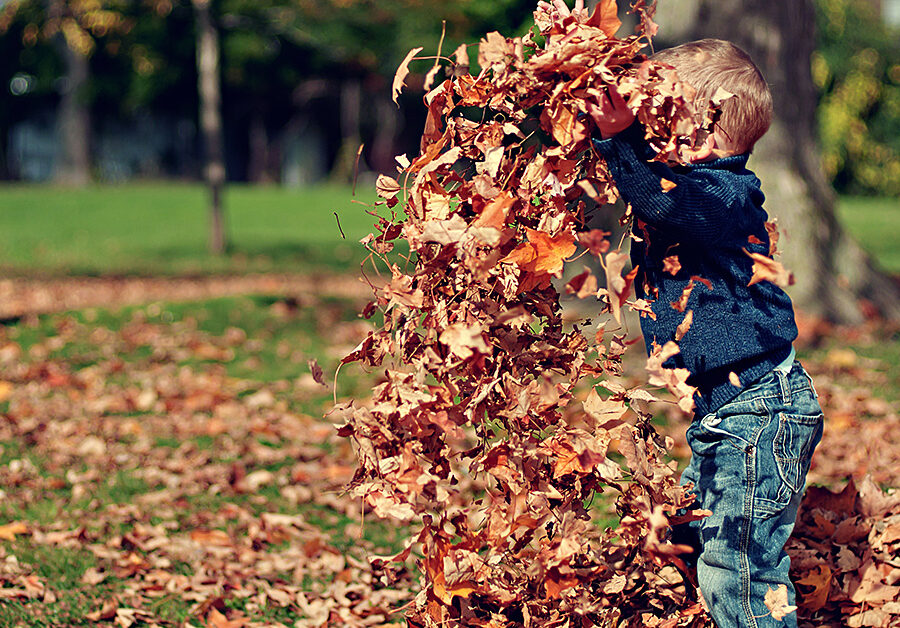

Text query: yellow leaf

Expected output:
[0,522,28,541]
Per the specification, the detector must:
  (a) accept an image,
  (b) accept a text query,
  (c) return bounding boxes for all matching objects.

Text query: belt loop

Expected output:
[775,368,791,405]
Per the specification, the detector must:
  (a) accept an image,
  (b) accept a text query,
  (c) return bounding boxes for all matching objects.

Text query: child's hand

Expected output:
[586,86,635,139]
[536,0,588,23]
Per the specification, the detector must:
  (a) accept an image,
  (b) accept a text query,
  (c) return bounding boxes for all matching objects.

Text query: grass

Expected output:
[0,293,408,624]
[0,183,381,276]
[837,195,900,273]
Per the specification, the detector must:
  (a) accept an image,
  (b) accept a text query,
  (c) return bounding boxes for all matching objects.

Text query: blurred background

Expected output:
[0,0,897,192]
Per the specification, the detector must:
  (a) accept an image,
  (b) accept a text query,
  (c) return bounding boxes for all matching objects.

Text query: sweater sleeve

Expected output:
[593,123,750,243]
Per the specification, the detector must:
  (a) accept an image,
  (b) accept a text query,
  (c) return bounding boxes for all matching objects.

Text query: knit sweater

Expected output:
[593,122,797,415]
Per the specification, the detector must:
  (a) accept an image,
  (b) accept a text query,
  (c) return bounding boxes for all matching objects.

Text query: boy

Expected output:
[589,39,825,627]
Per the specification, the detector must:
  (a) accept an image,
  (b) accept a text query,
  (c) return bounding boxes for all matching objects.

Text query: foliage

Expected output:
[813,0,900,195]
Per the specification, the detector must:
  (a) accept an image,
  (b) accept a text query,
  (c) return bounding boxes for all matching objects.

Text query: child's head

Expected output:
[652,39,773,156]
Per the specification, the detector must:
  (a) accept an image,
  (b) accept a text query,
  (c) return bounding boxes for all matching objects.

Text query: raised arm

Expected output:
[593,123,757,243]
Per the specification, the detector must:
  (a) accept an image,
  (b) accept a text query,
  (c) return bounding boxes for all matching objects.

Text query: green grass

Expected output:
[837,195,900,272]
[0,183,381,276]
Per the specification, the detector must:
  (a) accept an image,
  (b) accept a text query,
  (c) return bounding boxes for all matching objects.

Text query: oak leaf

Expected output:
[764,584,797,621]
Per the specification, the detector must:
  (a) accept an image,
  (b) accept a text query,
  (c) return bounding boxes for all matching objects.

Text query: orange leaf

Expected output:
[506,228,576,277]
[745,249,794,288]
[585,0,622,37]
[660,178,677,192]
[0,522,28,541]
[190,529,232,547]
[795,564,831,611]
[662,255,681,275]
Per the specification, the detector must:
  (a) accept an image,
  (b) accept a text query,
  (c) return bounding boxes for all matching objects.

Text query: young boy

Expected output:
[589,39,825,627]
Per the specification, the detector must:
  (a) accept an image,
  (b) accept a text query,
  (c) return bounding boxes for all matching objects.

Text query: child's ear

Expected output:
[684,134,716,163]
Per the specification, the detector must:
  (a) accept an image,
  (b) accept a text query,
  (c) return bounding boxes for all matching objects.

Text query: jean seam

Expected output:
[739,415,768,628]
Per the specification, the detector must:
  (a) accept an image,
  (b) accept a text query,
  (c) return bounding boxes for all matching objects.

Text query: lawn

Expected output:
[0,183,380,276]
[0,295,412,626]
[836,195,900,273]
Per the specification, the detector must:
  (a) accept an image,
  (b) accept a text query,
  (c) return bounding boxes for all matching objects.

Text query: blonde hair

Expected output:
[652,39,773,154]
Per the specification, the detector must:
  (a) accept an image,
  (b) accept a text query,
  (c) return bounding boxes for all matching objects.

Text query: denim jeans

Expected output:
[679,361,824,627]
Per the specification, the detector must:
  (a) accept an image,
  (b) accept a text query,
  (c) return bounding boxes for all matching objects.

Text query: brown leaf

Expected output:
[308,359,326,386]
[392,47,424,104]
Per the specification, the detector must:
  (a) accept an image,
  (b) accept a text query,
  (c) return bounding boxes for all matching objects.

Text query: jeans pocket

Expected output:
[773,412,824,495]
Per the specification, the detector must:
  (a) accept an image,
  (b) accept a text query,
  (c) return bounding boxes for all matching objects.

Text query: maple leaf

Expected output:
[392,47,424,104]
[764,584,797,621]
[439,322,491,360]
[504,228,576,278]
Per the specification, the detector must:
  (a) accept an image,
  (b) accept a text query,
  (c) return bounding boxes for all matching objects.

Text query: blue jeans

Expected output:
[679,361,823,627]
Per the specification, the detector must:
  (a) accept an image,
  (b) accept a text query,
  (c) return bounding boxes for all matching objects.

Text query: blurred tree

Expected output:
[193,0,226,254]
[813,0,900,195]
[0,0,135,184]
[693,0,900,322]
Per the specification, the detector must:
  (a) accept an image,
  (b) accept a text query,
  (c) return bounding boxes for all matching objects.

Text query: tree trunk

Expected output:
[330,78,366,183]
[51,0,91,186]
[693,0,900,323]
[193,0,227,255]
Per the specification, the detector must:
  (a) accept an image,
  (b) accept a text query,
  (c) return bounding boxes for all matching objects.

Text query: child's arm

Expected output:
[590,89,754,242]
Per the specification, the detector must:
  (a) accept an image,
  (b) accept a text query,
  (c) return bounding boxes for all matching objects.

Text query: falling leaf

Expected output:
[764,584,798,621]
[662,255,681,275]
[308,359,326,386]
[584,0,622,36]
[604,249,638,323]
[728,372,741,388]
[376,174,401,199]
[675,309,693,341]
[745,249,795,288]
[392,46,424,104]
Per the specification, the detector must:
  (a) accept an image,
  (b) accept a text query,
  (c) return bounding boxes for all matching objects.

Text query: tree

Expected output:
[193,0,227,254]
[0,0,138,184]
[691,0,900,323]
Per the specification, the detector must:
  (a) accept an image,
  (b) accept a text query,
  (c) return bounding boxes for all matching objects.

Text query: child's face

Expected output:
[685,130,739,163]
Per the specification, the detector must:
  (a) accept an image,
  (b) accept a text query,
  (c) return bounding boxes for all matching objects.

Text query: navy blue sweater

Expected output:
[593,123,797,415]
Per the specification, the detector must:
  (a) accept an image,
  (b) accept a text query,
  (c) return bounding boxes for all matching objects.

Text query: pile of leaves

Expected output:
[336,2,719,625]
[790,478,900,627]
